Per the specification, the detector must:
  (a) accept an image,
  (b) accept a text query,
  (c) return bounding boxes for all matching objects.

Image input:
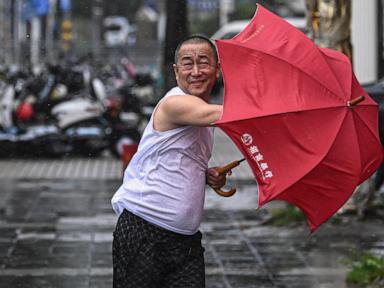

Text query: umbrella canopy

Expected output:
[215,4,383,232]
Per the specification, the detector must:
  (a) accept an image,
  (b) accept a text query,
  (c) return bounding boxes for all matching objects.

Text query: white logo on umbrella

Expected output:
[241,135,274,180]
[241,133,253,146]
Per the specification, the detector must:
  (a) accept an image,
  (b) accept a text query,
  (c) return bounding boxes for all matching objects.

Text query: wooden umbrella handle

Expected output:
[214,187,237,197]
[213,159,244,197]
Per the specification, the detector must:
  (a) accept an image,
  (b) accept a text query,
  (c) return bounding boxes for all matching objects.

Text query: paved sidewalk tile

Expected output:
[0,179,383,288]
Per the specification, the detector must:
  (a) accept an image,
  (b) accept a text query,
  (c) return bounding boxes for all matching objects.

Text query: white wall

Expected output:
[352,0,378,84]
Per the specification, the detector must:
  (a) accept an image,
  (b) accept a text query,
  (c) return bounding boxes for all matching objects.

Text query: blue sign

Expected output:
[33,0,49,16]
[60,0,71,12]
[22,0,49,20]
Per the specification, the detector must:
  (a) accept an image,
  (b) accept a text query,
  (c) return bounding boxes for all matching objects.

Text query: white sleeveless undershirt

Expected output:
[111,87,214,235]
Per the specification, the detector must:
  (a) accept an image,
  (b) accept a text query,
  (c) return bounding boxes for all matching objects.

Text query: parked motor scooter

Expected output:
[0,69,68,157]
[51,66,140,157]
[50,70,111,157]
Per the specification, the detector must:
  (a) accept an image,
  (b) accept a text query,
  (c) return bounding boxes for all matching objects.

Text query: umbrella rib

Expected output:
[352,107,383,144]
[218,104,376,124]
[319,48,352,102]
[351,111,363,180]
[351,108,383,173]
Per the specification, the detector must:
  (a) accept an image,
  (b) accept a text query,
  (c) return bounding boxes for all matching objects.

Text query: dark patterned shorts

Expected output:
[113,209,205,288]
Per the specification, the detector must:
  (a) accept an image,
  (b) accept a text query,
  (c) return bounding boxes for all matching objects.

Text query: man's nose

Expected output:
[191,63,202,75]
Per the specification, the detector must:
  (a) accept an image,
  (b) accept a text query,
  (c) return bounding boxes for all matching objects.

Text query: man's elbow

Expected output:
[202,106,223,126]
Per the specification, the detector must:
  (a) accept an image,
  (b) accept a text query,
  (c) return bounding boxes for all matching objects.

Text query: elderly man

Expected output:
[111,35,226,288]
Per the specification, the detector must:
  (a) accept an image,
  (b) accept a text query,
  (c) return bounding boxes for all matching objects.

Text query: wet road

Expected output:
[0,130,383,288]
[1,178,384,288]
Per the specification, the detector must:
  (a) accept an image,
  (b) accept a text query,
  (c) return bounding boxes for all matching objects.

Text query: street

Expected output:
[0,130,383,288]
[1,0,384,286]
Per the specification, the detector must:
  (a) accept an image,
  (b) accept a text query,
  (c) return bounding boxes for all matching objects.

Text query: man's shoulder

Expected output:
[164,86,186,97]
[158,87,187,108]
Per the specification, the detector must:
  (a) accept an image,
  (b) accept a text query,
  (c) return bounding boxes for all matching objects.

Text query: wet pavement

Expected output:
[0,130,383,288]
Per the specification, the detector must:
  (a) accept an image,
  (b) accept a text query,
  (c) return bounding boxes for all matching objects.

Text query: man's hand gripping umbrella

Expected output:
[211,158,245,197]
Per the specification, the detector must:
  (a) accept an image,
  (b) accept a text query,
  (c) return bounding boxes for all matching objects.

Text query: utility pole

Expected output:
[12,0,24,66]
[157,0,166,42]
[27,0,50,68]
[92,0,104,60]
[12,0,27,66]
[30,17,41,68]
[46,0,57,63]
[0,1,13,65]
[0,1,5,64]
[379,0,384,78]
[219,0,234,27]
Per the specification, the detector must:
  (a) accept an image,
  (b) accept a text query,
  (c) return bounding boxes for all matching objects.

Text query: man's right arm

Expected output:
[153,95,222,132]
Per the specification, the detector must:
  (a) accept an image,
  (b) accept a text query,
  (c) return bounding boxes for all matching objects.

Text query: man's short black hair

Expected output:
[174,34,219,65]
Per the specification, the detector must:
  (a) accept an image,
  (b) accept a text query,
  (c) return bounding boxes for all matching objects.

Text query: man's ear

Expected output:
[216,63,221,78]
[173,64,179,80]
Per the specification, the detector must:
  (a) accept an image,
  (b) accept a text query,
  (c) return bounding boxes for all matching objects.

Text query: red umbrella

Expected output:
[214,4,383,232]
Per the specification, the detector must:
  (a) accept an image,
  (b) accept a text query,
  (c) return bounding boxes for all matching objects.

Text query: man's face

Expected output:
[173,42,220,102]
